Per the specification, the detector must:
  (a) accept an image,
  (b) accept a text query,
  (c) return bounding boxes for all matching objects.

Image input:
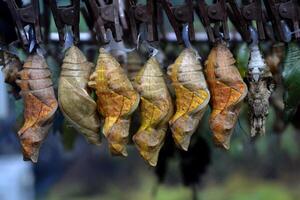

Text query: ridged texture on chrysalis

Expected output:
[16,53,58,162]
[58,46,101,145]
[246,45,275,137]
[205,42,247,149]
[168,48,210,150]
[133,57,173,166]
[88,48,139,156]
[282,42,300,120]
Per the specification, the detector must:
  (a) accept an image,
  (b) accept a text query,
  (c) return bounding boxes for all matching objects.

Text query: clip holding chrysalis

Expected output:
[84,0,122,44]
[127,0,158,44]
[195,0,229,44]
[4,0,42,52]
[278,0,300,40]
[48,0,80,47]
[159,0,195,44]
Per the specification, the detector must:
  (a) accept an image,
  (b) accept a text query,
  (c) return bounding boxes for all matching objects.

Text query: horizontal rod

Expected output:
[49,31,243,43]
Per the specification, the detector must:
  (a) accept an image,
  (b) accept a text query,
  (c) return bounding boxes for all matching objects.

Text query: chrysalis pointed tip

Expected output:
[174,138,190,151]
[213,134,231,150]
[23,152,39,163]
[222,143,230,150]
[139,151,158,167]
[110,143,128,157]
[148,160,158,167]
[171,129,191,151]
[250,133,256,138]
[216,141,230,150]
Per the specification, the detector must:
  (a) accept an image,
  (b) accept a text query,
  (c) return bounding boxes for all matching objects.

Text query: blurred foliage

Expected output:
[45,173,299,200]
[235,43,250,78]
[200,174,297,200]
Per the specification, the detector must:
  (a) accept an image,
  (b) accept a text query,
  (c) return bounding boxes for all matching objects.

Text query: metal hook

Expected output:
[280,20,300,42]
[104,30,134,53]
[28,25,37,53]
[182,24,201,60]
[62,28,74,52]
[4,0,42,50]
[136,32,158,58]
[182,24,192,49]
[159,0,195,44]
[249,26,259,47]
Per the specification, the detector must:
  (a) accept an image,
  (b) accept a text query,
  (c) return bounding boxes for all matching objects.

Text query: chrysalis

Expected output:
[168,48,210,150]
[16,53,58,162]
[133,57,173,166]
[58,46,101,145]
[88,48,139,156]
[246,45,275,137]
[205,42,247,149]
[282,42,300,120]
[1,51,22,99]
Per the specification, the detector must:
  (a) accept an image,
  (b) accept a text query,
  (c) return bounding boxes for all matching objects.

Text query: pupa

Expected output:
[1,51,22,99]
[16,53,58,162]
[167,48,210,151]
[58,46,101,145]
[133,56,173,166]
[246,45,275,137]
[205,42,247,149]
[88,48,139,156]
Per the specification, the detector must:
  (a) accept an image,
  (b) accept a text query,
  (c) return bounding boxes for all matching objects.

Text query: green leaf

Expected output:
[282,42,300,121]
[234,43,250,78]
